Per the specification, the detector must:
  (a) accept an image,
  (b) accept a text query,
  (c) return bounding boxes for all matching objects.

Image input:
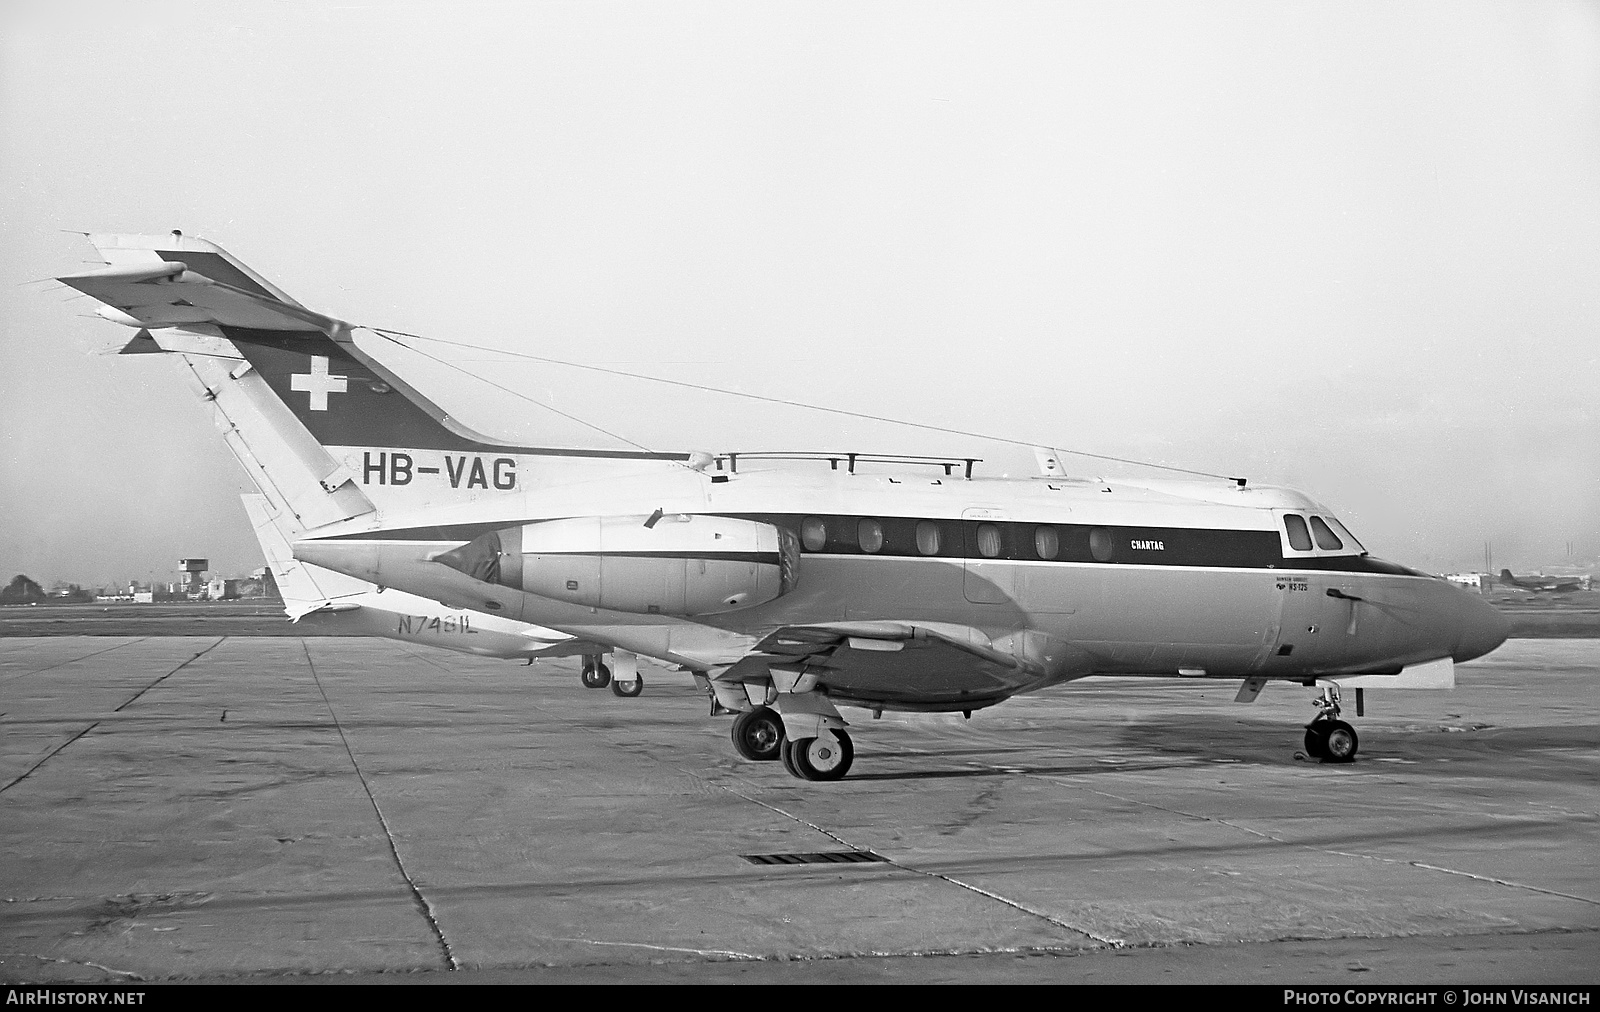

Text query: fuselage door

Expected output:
[1269,510,1362,673]
[962,508,1013,605]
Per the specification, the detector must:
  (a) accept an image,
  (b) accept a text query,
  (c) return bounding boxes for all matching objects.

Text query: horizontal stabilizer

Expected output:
[59,257,343,334]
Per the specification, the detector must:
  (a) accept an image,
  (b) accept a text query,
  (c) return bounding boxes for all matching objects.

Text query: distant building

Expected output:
[1444,573,1490,593]
[206,577,240,601]
[178,559,208,598]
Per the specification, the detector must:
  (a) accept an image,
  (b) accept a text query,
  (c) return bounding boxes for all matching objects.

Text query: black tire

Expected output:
[610,673,643,697]
[779,738,801,778]
[784,730,854,781]
[581,662,612,689]
[731,707,784,761]
[1304,724,1329,760]
[1322,720,1358,763]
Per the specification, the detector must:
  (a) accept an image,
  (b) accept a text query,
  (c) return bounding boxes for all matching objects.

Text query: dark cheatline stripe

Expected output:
[725,512,1286,569]
[218,327,689,460]
[315,513,1431,577]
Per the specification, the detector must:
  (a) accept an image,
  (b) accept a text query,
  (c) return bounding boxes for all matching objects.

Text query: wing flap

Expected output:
[717,621,1039,711]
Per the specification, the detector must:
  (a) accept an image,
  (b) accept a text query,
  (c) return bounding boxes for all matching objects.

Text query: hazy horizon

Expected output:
[3,1,1597,588]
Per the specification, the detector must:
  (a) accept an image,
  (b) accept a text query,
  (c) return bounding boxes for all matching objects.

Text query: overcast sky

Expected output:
[2,0,1597,587]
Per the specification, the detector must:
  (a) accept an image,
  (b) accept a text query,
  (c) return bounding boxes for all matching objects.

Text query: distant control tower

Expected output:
[178,558,208,599]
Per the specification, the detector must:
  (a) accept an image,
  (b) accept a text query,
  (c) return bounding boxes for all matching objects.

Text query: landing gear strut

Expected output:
[580,655,611,689]
[1305,685,1359,763]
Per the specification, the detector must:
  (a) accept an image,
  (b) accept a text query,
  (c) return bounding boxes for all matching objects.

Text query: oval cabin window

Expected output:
[858,519,884,553]
[1035,525,1059,560]
[800,517,827,552]
[976,524,1002,559]
[915,521,941,555]
[1089,527,1115,562]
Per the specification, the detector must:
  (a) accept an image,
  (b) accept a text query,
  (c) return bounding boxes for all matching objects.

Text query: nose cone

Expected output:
[1452,591,1510,663]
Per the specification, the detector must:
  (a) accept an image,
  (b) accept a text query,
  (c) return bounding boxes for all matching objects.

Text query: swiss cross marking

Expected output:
[290,356,348,411]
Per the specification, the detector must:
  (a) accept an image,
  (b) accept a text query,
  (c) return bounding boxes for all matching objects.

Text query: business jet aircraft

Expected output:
[58,232,1510,780]
[240,493,642,693]
[1498,569,1584,594]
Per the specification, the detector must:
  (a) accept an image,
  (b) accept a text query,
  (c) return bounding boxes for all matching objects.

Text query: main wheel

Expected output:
[610,673,643,697]
[1322,720,1358,763]
[581,662,612,689]
[731,707,784,761]
[782,730,854,781]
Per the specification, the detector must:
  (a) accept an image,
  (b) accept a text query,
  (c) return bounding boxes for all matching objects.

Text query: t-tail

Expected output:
[59,233,694,528]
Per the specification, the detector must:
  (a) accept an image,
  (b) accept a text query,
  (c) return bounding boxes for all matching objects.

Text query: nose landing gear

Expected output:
[1305,685,1359,763]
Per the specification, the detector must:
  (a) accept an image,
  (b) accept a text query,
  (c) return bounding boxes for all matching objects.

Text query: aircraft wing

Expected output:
[718,621,1042,708]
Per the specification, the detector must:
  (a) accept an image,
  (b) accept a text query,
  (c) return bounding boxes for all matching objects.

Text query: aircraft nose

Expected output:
[1452,590,1510,663]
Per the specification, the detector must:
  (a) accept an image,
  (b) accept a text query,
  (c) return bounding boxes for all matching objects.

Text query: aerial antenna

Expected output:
[363,325,1248,484]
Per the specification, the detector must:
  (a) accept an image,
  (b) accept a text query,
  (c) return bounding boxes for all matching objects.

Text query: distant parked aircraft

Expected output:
[1499,569,1583,593]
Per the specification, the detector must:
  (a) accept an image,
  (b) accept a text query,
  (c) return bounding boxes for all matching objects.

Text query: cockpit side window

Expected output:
[1283,514,1313,552]
[1309,516,1344,551]
[1322,516,1365,554]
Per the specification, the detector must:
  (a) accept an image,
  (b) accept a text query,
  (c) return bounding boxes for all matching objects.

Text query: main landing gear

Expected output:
[731,706,785,761]
[781,731,854,781]
[1304,685,1359,763]
[580,656,611,689]
[728,704,855,781]
[580,653,645,697]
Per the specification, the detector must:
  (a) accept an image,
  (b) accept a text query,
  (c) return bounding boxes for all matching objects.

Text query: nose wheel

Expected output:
[1305,685,1359,763]
[610,673,643,697]
[1305,719,1359,762]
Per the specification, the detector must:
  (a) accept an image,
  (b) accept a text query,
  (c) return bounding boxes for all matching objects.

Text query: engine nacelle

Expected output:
[435,514,799,617]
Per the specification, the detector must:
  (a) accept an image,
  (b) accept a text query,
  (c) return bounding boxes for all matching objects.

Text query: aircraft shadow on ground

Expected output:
[845,717,1599,782]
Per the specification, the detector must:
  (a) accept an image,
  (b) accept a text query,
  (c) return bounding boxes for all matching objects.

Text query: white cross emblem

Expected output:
[289,356,348,411]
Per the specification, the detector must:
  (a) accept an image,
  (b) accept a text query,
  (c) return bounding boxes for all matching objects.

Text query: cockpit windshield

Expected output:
[1278,510,1367,558]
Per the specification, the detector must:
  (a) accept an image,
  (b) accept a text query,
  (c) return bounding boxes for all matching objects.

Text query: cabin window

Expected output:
[858,518,884,553]
[976,523,1002,558]
[915,521,941,555]
[1284,514,1313,552]
[1089,527,1115,562]
[1034,525,1059,560]
[800,517,827,552]
[1309,516,1344,551]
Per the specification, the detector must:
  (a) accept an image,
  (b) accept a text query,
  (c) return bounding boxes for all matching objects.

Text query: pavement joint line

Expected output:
[1047,776,1600,908]
[0,637,223,795]
[710,776,1124,949]
[301,639,460,972]
[0,637,148,685]
[26,953,145,980]
[394,644,455,673]
[556,708,1123,948]
[546,937,761,959]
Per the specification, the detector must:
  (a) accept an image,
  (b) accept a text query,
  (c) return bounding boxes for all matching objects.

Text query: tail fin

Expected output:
[60,233,691,524]
[242,494,371,619]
